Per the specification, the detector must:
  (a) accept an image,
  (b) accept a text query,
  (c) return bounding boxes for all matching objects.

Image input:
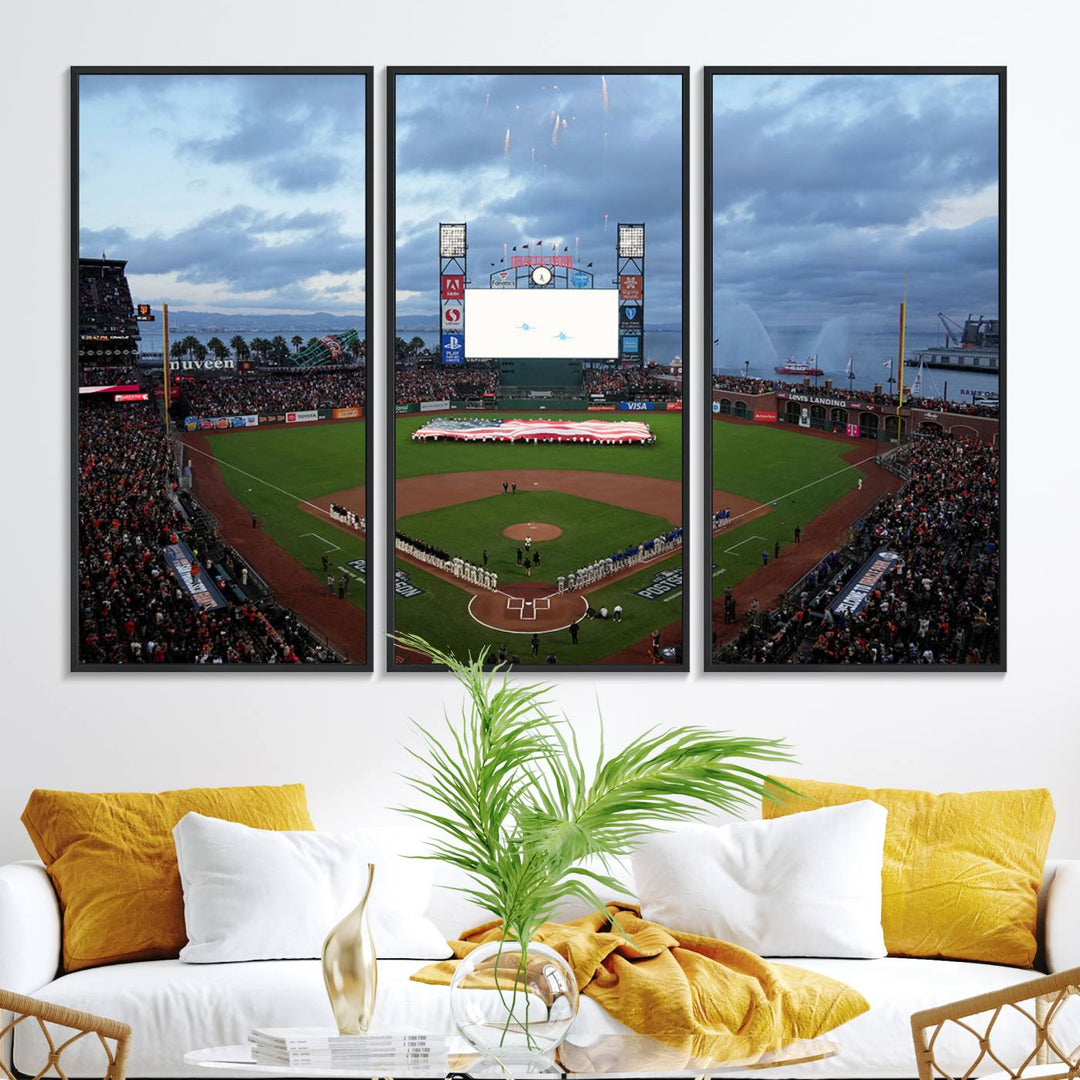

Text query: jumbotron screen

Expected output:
[463,289,619,360]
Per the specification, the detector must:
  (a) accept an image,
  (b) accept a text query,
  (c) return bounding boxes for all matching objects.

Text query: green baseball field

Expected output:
[393,410,685,665]
[200,421,368,613]
[711,421,863,596]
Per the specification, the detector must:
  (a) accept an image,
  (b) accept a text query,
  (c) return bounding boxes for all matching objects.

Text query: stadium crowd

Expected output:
[395,363,499,405]
[77,398,338,664]
[78,267,136,336]
[714,435,1000,665]
[583,368,682,401]
[78,364,137,387]
[712,374,997,417]
[179,367,365,417]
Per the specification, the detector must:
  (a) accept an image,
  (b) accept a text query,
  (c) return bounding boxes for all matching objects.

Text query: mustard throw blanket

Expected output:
[412,904,868,1067]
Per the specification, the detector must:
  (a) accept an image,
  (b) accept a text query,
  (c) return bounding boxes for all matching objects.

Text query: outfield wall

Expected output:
[183,406,364,431]
[711,389,998,446]
[396,398,682,414]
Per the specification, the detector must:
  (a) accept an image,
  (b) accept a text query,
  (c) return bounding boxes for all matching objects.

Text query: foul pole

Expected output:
[896,280,907,439]
[162,303,170,431]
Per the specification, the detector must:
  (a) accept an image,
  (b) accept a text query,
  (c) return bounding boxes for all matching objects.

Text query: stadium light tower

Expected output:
[439,223,467,366]
[616,223,645,368]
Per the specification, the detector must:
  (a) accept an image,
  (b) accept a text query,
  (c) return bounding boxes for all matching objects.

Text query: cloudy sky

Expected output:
[394,73,684,325]
[79,73,366,314]
[712,73,999,357]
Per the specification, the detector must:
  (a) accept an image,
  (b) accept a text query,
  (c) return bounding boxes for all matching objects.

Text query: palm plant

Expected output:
[396,634,793,952]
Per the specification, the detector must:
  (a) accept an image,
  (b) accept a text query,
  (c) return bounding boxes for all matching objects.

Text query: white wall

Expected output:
[1,0,1077,867]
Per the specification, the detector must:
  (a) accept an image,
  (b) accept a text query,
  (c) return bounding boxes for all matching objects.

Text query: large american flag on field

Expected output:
[412,417,654,444]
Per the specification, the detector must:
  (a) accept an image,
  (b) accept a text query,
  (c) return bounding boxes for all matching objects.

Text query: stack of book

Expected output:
[248,1028,449,1072]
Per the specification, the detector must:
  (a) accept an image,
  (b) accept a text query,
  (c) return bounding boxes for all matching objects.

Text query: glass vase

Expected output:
[449,939,578,1070]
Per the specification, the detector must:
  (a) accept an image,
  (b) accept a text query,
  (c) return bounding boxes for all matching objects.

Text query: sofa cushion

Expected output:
[633,803,888,959]
[16,956,1077,1079]
[21,785,314,972]
[764,778,1055,967]
[174,813,450,962]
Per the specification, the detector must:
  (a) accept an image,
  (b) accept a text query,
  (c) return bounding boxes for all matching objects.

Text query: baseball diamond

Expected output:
[392,409,684,666]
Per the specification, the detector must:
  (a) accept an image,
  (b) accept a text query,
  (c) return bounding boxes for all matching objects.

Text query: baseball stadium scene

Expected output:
[708,72,1001,667]
[390,72,686,668]
[75,72,369,666]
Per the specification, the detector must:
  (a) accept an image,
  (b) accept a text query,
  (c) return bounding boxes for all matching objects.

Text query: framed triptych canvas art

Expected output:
[72,68,373,669]
[69,66,1003,674]
[387,68,689,672]
[705,68,1004,671]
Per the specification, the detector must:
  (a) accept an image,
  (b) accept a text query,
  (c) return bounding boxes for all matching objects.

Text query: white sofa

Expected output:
[2,846,1078,1080]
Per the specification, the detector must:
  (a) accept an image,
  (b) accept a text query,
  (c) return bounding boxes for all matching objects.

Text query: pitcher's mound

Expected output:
[502,522,563,541]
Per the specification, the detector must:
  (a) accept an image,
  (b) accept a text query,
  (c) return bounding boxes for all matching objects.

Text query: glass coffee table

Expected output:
[186,1032,838,1078]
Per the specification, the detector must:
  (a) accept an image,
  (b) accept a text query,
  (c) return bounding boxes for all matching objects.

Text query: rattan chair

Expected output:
[0,990,131,1080]
[911,966,1080,1080]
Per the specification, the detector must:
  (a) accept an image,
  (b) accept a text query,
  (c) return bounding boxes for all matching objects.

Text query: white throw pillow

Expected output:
[632,801,887,958]
[173,812,451,963]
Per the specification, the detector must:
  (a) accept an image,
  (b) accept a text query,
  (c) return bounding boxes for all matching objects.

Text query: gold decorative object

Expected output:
[321,863,377,1034]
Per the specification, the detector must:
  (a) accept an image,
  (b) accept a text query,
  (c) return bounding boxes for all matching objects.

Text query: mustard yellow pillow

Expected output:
[763,778,1054,967]
[22,784,314,971]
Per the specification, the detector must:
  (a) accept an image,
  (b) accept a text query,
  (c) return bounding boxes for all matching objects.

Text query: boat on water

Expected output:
[912,313,999,373]
[775,356,824,377]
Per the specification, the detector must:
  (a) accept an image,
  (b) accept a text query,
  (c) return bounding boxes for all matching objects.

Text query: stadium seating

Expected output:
[715,434,1000,665]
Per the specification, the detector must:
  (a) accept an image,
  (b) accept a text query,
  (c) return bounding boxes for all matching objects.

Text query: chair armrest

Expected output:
[1046,859,1080,973]
[0,861,61,993]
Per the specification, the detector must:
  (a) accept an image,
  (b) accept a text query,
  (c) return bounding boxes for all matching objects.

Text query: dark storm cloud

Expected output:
[175,74,365,194]
[253,153,347,193]
[712,73,999,332]
[79,205,364,298]
[78,71,366,202]
[394,73,684,324]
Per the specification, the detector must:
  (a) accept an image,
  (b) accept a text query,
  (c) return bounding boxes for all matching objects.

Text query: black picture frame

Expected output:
[703,67,1005,672]
[387,67,690,673]
[71,66,374,671]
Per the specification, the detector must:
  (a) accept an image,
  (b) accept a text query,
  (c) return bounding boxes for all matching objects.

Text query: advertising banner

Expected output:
[441,301,463,328]
[79,383,142,396]
[754,410,777,422]
[571,271,591,289]
[798,407,811,428]
[259,412,287,425]
[618,401,655,411]
[666,401,683,412]
[332,407,362,420]
[587,404,617,411]
[286,409,319,424]
[395,403,417,414]
[168,357,236,375]
[491,271,516,289]
[161,541,228,612]
[619,274,643,300]
[441,332,465,365]
[828,548,903,617]
[420,398,452,412]
[846,422,861,437]
[783,392,847,408]
[620,303,642,327]
[620,334,641,355]
[440,274,464,300]
[113,392,149,402]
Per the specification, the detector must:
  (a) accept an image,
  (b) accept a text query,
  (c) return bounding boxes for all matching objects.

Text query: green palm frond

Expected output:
[394,635,794,943]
